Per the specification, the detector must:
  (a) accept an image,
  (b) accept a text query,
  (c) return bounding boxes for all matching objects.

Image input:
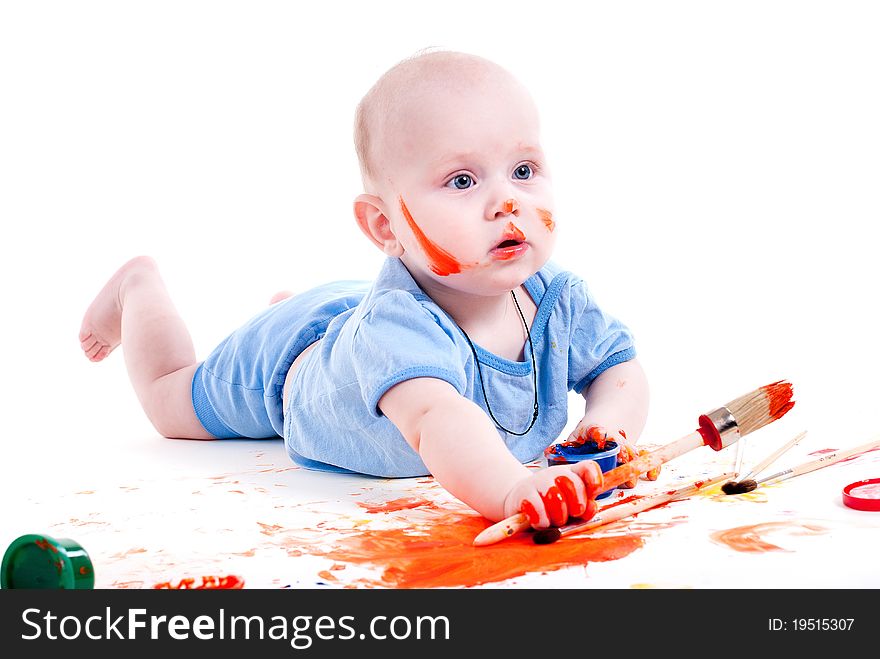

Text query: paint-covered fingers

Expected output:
[641,448,661,481]
[616,444,661,488]
[616,444,639,488]
[554,474,587,519]
[562,423,627,451]
[567,458,604,502]
[563,423,606,447]
[508,467,591,529]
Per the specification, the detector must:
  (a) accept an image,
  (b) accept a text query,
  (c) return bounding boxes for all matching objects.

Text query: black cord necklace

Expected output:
[456,290,539,436]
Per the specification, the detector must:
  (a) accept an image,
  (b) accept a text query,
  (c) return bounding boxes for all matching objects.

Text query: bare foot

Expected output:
[79,255,157,362]
[269,289,295,305]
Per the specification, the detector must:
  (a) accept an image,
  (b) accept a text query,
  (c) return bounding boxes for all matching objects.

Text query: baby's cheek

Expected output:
[536,207,555,233]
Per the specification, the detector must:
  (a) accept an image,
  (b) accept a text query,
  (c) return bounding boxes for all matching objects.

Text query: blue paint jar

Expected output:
[545,441,621,500]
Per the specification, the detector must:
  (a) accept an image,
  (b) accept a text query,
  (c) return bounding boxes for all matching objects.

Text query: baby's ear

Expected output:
[353,194,403,257]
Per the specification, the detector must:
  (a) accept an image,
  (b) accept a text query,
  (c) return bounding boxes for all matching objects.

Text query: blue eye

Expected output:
[513,164,533,180]
[447,174,474,190]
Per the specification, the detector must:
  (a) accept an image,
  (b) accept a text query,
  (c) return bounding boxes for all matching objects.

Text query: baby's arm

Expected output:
[569,358,649,446]
[379,377,604,526]
[564,358,652,485]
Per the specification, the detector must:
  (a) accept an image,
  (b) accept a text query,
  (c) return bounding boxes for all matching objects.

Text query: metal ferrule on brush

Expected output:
[698,406,741,451]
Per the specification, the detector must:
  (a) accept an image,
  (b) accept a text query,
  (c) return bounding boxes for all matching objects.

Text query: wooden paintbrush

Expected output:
[532,471,735,544]
[721,434,880,494]
[472,380,795,547]
[721,430,807,494]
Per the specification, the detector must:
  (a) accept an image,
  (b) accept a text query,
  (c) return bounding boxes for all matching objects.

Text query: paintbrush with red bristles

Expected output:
[472,380,795,547]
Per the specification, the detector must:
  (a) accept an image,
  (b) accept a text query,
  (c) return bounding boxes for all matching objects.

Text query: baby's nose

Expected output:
[497,198,520,217]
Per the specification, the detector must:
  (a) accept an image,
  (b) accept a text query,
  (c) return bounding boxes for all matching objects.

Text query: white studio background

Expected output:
[1,1,878,462]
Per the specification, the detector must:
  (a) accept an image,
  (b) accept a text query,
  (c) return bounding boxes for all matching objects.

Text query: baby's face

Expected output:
[378,70,556,297]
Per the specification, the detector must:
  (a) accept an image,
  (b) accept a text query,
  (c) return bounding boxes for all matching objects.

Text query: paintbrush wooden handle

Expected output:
[600,430,705,491]
[780,435,880,480]
[738,430,807,482]
[472,513,531,546]
[557,471,735,538]
[473,429,707,546]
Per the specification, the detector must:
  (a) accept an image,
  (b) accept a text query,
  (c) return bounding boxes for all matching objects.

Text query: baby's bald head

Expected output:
[354,50,536,193]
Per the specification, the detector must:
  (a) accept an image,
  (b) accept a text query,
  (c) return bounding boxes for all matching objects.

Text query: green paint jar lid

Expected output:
[1,534,95,589]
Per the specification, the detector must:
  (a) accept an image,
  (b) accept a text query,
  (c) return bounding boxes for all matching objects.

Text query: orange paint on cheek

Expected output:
[537,207,555,232]
[399,196,467,276]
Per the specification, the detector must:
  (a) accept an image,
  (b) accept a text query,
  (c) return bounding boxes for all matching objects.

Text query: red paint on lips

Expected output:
[503,222,525,242]
[491,221,529,260]
[490,243,529,260]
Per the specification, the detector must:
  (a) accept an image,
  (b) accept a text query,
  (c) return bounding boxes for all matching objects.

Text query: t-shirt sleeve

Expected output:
[350,290,468,417]
[567,279,636,394]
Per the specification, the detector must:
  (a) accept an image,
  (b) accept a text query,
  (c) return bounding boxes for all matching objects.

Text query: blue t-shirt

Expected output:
[283,257,635,477]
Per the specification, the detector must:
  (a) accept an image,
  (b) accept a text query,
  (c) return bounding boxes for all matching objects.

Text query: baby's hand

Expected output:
[559,422,626,451]
[503,462,604,529]
[616,443,662,488]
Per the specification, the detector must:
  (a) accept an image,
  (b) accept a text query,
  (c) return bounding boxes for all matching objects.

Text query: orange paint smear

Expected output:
[356,496,437,513]
[710,521,825,553]
[308,512,643,588]
[762,380,795,421]
[503,221,526,242]
[153,575,244,589]
[537,207,555,232]
[399,196,469,276]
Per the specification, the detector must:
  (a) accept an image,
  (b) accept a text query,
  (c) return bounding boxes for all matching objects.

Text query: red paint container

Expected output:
[842,478,880,511]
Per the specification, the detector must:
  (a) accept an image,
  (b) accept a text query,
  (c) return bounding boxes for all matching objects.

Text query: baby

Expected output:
[79,50,649,529]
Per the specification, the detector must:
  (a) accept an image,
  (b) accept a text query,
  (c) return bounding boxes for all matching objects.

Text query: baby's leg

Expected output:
[79,255,214,439]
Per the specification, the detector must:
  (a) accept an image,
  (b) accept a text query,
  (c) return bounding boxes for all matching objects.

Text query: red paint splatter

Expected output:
[258,522,285,536]
[537,207,555,232]
[153,575,244,589]
[34,539,58,553]
[356,496,437,513]
[313,512,643,588]
[399,196,469,276]
[709,521,825,553]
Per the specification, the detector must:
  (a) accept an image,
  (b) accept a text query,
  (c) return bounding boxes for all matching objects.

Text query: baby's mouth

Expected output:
[490,235,530,261]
